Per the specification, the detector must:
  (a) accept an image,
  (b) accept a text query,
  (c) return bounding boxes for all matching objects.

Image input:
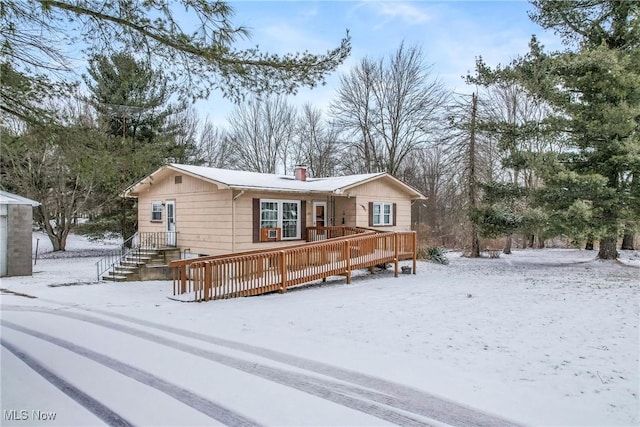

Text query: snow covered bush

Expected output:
[418,246,449,265]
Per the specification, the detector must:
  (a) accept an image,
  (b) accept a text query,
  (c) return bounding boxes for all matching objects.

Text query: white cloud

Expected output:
[377,2,430,24]
[363,1,431,28]
[192,1,565,129]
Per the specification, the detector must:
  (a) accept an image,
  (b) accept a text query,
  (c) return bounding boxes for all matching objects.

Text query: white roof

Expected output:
[0,191,40,206]
[124,164,425,199]
[171,164,386,193]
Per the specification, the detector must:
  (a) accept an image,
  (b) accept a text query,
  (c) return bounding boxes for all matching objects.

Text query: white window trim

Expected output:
[260,198,301,240]
[151,201,163,222]
[372,202,393,226]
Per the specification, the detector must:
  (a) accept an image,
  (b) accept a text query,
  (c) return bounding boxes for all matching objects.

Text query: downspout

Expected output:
[329,196,335,226]
[232,190,245,253]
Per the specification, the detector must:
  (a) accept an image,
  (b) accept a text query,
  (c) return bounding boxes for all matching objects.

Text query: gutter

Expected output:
[227,185,339,195]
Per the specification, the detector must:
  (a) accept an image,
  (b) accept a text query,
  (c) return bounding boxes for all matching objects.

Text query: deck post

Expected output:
[167,227,411,302]
[180,266,187,294]
[412,231,417,274]
[204,263,211,301]
[393,233,399,277]
[280,251,287,293]
[193,264,200,301]
[345,240,351,284]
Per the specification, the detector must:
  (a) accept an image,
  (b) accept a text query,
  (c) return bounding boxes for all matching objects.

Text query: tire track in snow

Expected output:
[1,338,133,427]
[2,308,439,427]
[4,305,520,426]
[84,306,521,426]
[43,302,518,426]
[1,320,262,427]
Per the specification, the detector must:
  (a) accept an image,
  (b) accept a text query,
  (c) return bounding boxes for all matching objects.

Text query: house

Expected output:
[0,191,40,277]
[123,164,425,257]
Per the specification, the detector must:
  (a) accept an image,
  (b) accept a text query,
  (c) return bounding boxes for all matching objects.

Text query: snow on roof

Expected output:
[0,190,40,206]
[124,164,425,199]
[169,164,387,194]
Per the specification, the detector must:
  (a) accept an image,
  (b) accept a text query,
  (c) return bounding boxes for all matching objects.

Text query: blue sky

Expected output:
[196,1,563,127]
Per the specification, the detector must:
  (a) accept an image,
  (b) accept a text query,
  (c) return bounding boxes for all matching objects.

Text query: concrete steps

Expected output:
[102,249,179,282]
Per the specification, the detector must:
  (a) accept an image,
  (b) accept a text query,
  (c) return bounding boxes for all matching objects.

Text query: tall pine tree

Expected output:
[472,0,640,259]
[84,53,181,240]
[2,1,350,126]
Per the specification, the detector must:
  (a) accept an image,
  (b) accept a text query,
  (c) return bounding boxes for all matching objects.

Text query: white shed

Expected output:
[0,191,40,277]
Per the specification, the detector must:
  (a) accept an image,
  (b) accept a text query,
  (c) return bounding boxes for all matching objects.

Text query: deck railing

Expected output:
[95,231,177,280]
[168,226,373,269]
[132,231,178,249]
[306,226,370,241]
[170,230,416,302]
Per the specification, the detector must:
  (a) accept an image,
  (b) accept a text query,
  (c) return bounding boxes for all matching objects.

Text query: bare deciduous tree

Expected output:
[164,105,202,164]
[404,144,456,245]
[1,97,109,250]
[197,119,236,169]
[293,104,340,177]
[227,96,296,174]
[331,43,448,176]
[481,82,567,251]
[331,58,381,173]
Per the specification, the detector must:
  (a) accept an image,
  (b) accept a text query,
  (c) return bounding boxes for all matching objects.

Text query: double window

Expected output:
[260,199,301,240]
[151,202,163,222]
[372,202,394,226]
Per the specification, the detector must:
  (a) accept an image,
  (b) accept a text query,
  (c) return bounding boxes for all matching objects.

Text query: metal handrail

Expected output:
[95,232,177,281]
[95,233,138,281]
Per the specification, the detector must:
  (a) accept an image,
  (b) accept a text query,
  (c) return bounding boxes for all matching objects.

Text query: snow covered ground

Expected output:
[1,232,638,426]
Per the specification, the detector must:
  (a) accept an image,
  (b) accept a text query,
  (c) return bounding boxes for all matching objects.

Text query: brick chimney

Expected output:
[294,165,307,181]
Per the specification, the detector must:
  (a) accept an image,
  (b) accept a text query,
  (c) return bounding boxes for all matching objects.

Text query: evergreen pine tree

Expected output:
[471,0,640,259]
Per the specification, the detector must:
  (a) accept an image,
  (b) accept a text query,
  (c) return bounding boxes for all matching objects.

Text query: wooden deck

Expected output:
[169,227,417,302]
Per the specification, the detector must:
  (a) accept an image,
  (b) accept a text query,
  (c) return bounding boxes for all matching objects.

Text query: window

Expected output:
[259,199,301,240]
[372,202,394,226]
[282,202,299,239]
[151,202,162,222]
[260,201,278,229]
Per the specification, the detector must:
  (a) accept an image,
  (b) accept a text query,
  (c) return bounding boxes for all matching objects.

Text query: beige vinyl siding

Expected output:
[138,201,165,234]
[334,197,356,227]
[347,179,412,231]
[137,173,234,255]
[133,171,416,256]
[232,191,311,253]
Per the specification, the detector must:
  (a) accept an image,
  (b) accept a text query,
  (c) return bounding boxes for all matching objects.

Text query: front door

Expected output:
[165,200,176,246]
[313,201,327,227]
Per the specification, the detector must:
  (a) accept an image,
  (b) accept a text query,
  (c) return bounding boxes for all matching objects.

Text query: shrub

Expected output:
[418,246,449,265]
